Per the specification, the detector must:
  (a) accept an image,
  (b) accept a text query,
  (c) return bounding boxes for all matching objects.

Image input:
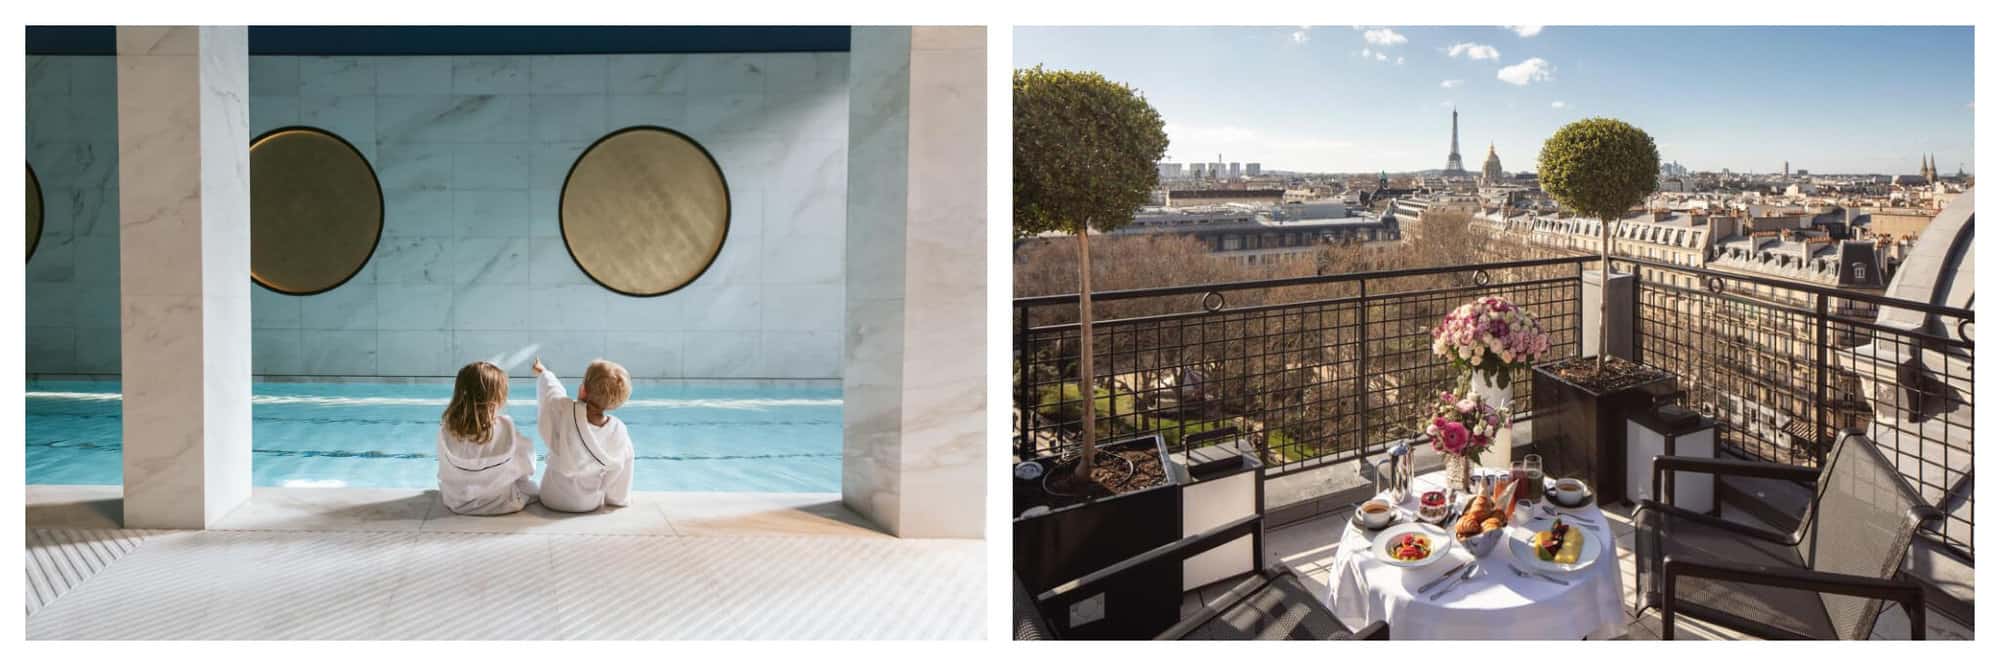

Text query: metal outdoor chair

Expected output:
[1633,429,1943,640]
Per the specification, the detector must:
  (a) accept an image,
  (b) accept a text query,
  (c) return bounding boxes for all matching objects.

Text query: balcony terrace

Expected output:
[1013,219,1973,639]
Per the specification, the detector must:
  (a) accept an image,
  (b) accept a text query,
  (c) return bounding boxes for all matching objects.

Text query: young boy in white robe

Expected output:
[533,356,635,512]
[436,361,538,515]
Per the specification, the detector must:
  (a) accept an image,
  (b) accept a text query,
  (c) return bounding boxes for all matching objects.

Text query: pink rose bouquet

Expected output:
[1430,295,1553,388]
[1421,389,1507,462]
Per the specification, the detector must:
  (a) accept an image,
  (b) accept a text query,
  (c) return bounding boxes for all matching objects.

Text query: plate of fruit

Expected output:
[1509,517,1600,574]
[1371,523,1453,568]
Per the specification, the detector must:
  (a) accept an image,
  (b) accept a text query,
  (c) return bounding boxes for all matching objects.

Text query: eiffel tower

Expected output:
[1444,107,1467,175]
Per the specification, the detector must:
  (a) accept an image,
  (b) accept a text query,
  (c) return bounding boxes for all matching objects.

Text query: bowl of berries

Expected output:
[1371,522,1452,568]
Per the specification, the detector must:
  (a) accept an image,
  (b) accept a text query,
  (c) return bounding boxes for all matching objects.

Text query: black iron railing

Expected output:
[1014,256,1589,477]
[1013,251,1974,559]
[1623,257,1974,559]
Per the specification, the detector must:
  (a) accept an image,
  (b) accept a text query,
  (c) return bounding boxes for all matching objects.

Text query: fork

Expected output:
[1508,562,1571,586]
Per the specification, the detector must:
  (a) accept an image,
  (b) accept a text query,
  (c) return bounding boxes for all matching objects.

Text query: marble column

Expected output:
[842,27,986,538]
[116,26,253,528]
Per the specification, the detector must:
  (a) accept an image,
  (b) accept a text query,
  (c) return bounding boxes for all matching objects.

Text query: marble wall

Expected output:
[246,52,849,379]
[26,50,850,380]
[842,27,986,539]
[26,56,121,375]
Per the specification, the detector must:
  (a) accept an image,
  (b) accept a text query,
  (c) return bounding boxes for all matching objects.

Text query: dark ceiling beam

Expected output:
[28,26,850,55]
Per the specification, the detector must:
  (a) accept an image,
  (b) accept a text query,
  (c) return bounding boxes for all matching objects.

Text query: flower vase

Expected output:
[1469,371,1515,465]
[1445,454,1473,493]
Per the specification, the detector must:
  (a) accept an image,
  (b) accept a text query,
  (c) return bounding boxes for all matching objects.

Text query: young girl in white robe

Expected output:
[533,357,635,513]
[436,361,538,515]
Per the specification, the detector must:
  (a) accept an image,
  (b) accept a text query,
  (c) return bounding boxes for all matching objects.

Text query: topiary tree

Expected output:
[1015,65,1169,485]
[1536,118,1659,374]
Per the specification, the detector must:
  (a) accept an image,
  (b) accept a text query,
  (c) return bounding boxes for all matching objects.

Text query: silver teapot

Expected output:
[1373,441,1415,504]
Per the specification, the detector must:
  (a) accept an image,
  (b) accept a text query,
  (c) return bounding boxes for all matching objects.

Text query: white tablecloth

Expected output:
[1327,470,1627,640]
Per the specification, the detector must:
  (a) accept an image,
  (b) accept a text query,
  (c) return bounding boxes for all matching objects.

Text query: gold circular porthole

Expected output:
[560,126,730,297]
[27,162,44,262]
[249,127,383,295]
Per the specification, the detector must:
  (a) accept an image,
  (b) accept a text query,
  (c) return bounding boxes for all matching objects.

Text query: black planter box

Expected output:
[1530,359,1676,505]
[1012,435,1180,639]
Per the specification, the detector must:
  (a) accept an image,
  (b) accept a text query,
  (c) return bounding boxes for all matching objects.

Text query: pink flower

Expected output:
[1439,421,1470,454]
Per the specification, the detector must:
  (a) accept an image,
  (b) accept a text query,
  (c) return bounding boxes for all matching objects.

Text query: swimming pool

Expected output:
[26,379,842,492]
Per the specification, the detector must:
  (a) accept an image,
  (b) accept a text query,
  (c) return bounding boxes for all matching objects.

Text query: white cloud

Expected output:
[1440,79,1464,88]
[1448,43,1500,60]
[1498,57,1554,85]
[1550,100,1567,108]
[1363,28,1408,46]
[1396,56,1405,65]
[1291,26,1311,44]
[1376,52,1389,62]
[1508,25,1544,38]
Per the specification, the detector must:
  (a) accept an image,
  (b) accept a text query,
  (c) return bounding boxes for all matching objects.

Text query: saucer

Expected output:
[1351,510,1403,533]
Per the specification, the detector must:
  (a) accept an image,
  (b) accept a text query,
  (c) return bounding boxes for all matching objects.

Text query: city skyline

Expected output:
[1014,26,1974,176]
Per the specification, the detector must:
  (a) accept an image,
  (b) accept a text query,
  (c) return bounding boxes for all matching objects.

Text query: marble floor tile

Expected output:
[212,487,436,532]
[651,492,885,538]
[25,485,124,529]
[421,497,677,536]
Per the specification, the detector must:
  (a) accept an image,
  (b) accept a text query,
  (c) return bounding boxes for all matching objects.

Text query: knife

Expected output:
[1429,562,1478,601]
[1415,559,1471,594]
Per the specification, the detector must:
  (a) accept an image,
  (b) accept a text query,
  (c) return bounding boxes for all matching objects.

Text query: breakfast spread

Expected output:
[1387,533,1432,562]
[1534,518,1585,564]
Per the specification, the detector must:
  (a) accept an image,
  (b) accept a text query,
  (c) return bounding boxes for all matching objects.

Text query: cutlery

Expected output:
[1538,513,1602,529]
[1415,560,1471,594]
[1538,506,1600,525]
[1509,562,1571,586]
[1429,562,1479,601]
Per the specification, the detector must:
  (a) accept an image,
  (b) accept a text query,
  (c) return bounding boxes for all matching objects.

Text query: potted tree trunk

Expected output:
[1528,117,1677,503]
[1010,66,1181,631]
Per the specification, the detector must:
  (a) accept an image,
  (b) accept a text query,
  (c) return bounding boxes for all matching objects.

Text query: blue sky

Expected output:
[1014,26,1973,175]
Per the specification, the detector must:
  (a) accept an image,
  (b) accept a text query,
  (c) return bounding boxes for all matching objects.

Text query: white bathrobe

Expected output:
[535,368,635,513]
[435,414,538,515]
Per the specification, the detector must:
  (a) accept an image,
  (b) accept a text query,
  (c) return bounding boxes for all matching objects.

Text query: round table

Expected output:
[1326,470,1627,640]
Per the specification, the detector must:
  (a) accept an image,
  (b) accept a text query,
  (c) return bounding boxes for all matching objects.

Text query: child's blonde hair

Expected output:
[443,361,508,444]
[581,359,631,411]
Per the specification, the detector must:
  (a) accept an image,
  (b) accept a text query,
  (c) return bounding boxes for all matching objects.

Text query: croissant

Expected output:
[1481,517,1505,534]
[1454,510,1487,538]
[1468,496,1496,514]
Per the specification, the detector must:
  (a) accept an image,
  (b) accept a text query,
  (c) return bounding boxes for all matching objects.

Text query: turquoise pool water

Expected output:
[25,380,842,492]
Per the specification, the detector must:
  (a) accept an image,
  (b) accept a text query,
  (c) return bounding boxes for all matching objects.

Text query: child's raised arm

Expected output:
[534,357,567,403]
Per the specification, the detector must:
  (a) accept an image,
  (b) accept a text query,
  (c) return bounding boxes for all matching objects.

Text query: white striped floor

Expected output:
[25,527,167,617]
[26,529,982,639]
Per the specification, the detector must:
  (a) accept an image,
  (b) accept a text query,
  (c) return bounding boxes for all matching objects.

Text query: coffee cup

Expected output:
[1553,478,1588,505]
[1359,500,1395,528]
